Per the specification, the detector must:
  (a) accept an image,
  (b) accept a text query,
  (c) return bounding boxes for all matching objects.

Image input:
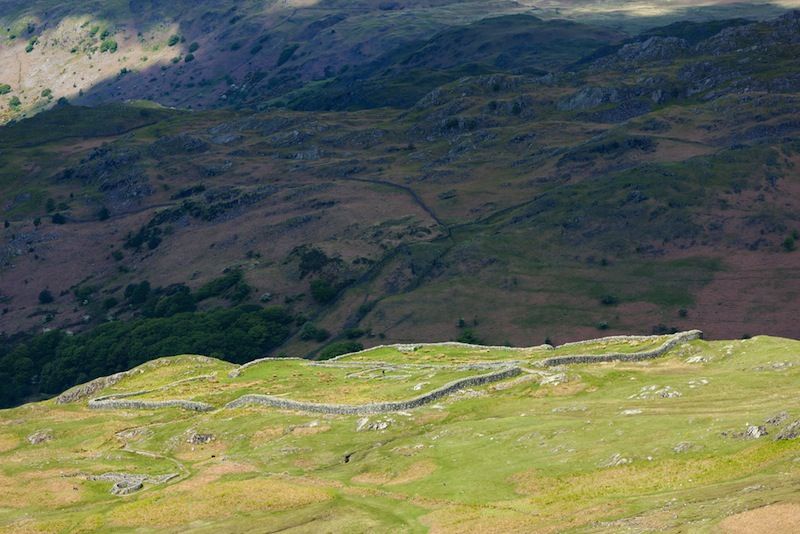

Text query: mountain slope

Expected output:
[3,11,800,409]
[2,0,798,122]
[0,0,538,121]
[282,14,624,110]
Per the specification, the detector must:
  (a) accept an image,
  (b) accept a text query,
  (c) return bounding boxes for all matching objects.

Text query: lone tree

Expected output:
[38,290,54,304]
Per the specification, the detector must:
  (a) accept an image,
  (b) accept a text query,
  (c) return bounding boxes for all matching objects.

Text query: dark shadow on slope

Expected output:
[0,102,180,148]
[282,14,625,111]
[2,1,796,119]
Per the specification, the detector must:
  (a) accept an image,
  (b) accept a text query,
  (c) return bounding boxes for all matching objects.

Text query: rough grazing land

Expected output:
[2,331,800,532]
[6,10,800,365]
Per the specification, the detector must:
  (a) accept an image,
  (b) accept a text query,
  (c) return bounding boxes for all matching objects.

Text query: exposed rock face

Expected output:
[724,424,771,440]
[698,11,800,55]
[57,371,131,403]
[607,36,690,65]
[210,133,244,145]
[57,144,152,213]
[1,231,59,268]
[582,11,800,107]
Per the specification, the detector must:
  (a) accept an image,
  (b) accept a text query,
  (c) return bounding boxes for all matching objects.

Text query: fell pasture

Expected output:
[2,332,800,532]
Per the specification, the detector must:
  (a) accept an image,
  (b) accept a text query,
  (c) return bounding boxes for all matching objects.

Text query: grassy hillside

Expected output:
[3,9,800,410]
[1,332,800,532]
[0,0,538,121]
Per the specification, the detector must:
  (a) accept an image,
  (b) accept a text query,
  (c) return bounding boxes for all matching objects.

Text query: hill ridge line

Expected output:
[230,330,702,378]
[82,330,702,414]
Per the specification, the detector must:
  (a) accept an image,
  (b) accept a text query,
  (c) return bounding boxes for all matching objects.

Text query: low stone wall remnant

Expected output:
[225,367,522,415]
[82,331,704,415]
[540,330,703,367]
[88,398,213,412]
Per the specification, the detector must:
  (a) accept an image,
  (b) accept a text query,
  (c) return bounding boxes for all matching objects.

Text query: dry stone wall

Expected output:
[88,398,213,412]
[58,356,216,403]
[224,367,522,415]
[540,330,703,367]
[80,331,703,415]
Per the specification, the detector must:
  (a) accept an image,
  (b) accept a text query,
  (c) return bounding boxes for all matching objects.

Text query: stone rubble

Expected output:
[88,472,178,495]
[27,430,53,445]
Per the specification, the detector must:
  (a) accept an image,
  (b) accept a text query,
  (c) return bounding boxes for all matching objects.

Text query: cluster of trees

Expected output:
[0,262,378,407]
[0,305,294,408]
[111,269,252,318]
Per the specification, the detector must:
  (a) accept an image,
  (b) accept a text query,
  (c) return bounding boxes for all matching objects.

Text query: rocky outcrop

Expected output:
[620,37,690,62]
[745,425,768,439]
[775,420,800,441]
[558,86,622,112]
[187,431,215,444]
[766,411,789,426]
[556,85,657,122]
[57,370,133,404]
[27,429,53,445]
[595,37,690,69]
[697,11,800,55]
[58,145,151,212]
[629,385,682,400]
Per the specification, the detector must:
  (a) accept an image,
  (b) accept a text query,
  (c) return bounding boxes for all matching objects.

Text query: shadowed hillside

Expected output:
[1,0,798,121]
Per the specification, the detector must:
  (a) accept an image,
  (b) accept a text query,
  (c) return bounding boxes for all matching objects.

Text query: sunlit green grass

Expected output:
[2,336,800,532]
